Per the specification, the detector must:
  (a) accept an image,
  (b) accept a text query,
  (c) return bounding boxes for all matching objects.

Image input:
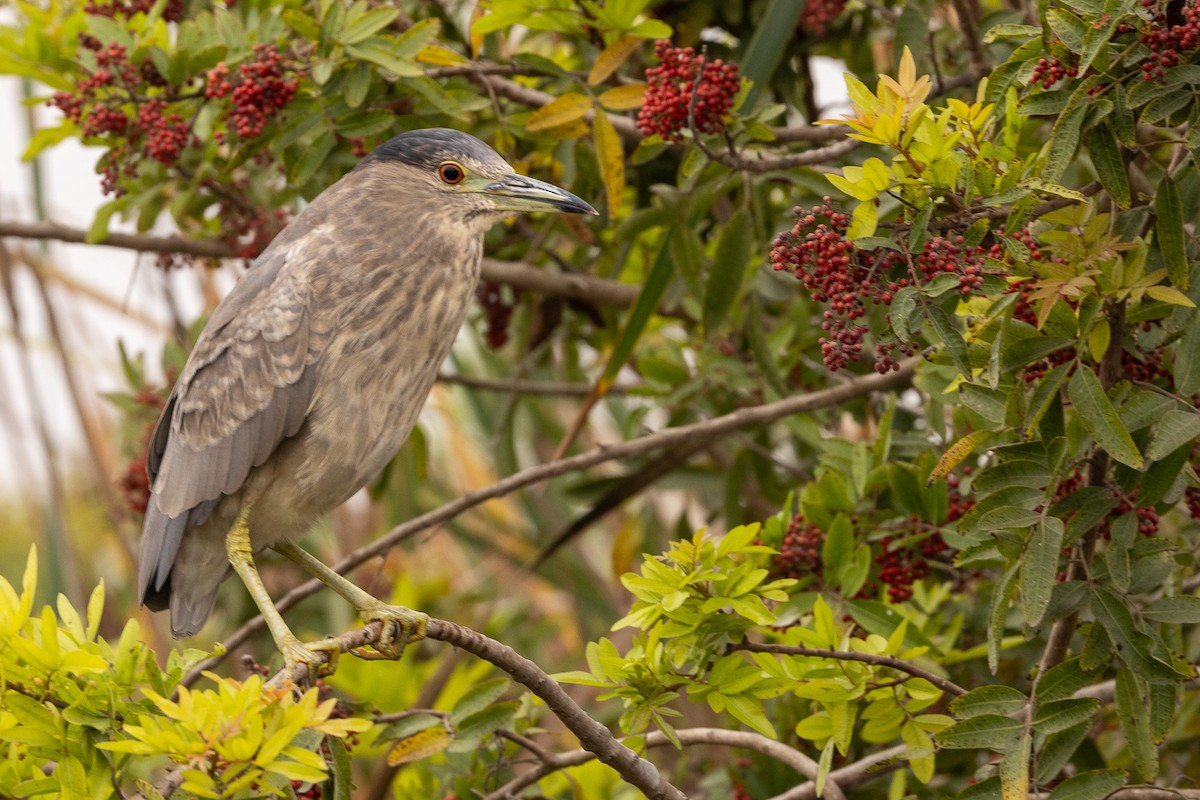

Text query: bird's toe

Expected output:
[356,604,428,660]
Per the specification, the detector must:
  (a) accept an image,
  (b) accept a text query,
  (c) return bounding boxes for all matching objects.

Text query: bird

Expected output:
[137,127,597,675]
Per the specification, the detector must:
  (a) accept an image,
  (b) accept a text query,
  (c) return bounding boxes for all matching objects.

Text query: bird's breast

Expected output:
[276,236,483,511]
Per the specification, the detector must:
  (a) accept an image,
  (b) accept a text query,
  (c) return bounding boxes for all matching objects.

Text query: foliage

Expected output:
[0,549,367,799]
[2,0,1200,796]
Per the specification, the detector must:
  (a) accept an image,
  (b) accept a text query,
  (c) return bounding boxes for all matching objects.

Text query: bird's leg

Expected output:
[272,540,427,661]
[225,505,342,680]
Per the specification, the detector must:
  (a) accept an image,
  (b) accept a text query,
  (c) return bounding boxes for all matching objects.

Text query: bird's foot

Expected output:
[351,603,427,661]
[273,634,342,684]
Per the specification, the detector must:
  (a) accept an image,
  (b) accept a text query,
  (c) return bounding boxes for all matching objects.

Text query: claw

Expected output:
[275,635,343,684]
[355,603,427,660]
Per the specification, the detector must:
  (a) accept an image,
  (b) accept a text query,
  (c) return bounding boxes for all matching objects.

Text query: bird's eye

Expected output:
[437,162,465,185]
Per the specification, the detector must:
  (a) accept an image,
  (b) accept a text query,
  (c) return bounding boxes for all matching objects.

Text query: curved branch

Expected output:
[736,642,967,697]
[181,358,920,686]
[262,619,685,800]
[709,137,861,173]
[487,727,843,800]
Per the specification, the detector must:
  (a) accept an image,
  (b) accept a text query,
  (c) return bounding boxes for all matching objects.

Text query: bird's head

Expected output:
[360,128,597,231]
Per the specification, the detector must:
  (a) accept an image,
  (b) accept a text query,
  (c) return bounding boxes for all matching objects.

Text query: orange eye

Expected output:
[438,162,465,184]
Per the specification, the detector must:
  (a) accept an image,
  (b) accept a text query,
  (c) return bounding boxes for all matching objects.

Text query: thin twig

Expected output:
[487,727,843,800]
[735,641,967,697]
[436,372,639,396]
[950,0,990,75]
[181,359,920,686]
[0,219,653,312]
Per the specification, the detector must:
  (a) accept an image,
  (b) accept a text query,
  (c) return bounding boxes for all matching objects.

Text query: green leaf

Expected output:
[890,287,920,340]
[1043,104,1086,183]
[1145,409,1200,461]
[999,732,1032,800]
[1115,666,1159,781]
[1143,596,1200,623]
[339,6,399,44]
[1091,586,1193,683]
[1176,319,1200,396]
[927,302,970,375]
[936,714,1023,750]
[1155,176,1188,290]
[1046,769,1127,800]
[346,41,423,77]
[1067,368,1143,469]
[328,738,352,800]
[1020,517,1063,626]
[1035,658,1094,703]
[450,678,509,725]
[453,701,519,743]
[1089,124,1129,209]
[704,208,752,332]
[1047,8,1087,51]
[948,685,1028,718]
[1032,698,1099,735]
[989,565,1018,673]
[983,23,1041,40]
[599,237,673,390]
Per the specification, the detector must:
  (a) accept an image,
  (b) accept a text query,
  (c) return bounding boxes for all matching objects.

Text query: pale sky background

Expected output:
[0,54,850,503]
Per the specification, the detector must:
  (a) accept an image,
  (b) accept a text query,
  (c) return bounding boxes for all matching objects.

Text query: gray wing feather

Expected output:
[137,236,329,609]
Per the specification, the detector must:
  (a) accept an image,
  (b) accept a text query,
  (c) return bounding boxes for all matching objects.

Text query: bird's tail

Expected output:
[138,499,228,637]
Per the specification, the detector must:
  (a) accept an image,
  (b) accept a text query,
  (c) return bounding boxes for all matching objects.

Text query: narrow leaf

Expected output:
[588,36,641,85]
[1068,368,1143,469]
[1155,176,1187,290]
[592,107,625,215]
[527,93,593,131]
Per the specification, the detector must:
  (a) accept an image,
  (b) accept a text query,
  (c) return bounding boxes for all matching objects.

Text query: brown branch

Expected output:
[0,218,234,258]
[770,124,851,143]
[258,619,686,800]
[709,137,861,174]
[735,642,967,697]
[181,358,920,686]
[0,218,647,312]
[950,0,990,75]
[487,727,845,800]
[437,372,639,396]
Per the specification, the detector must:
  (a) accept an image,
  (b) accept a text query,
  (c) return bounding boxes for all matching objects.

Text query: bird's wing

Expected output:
[139,233,330,601]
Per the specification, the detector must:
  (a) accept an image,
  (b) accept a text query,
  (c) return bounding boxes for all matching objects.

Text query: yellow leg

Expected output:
[225,504,341,680]
[272,540,427,660]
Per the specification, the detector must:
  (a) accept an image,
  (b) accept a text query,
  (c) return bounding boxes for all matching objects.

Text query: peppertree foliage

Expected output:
[2,0,1200,797]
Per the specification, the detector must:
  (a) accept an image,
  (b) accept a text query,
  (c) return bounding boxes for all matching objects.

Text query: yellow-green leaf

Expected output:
[527,92,593,132]
[598,83,647,110]
[928,429,991,483]
[592,107,624,215]
[589,36,641,85]
[386,725,454,766]
[1145,285,1195,307]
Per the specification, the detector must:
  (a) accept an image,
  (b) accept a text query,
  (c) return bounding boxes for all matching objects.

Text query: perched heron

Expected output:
[138,128,596,673]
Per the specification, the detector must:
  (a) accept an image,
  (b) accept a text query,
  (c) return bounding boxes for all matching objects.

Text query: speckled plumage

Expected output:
[138,129,594,637]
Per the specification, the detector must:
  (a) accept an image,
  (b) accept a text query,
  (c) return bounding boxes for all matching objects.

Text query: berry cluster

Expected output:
[875,533,934,603]
[1187,486,1200,519]
[917,236,987,296]
[771,513,826,580]
[770,201,997,372]
[1137,0,1200,81]
[205,44,299,140]
[1030,55,1079,89]
[84,0,184,22]
[212,175,292,260]
[637,40,740,142]
[48,37,194,196]
[477,281,515,349]
[799,0,849,37]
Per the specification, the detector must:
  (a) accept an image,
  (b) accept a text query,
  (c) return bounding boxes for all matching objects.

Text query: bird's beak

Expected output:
[481,174,598,215]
